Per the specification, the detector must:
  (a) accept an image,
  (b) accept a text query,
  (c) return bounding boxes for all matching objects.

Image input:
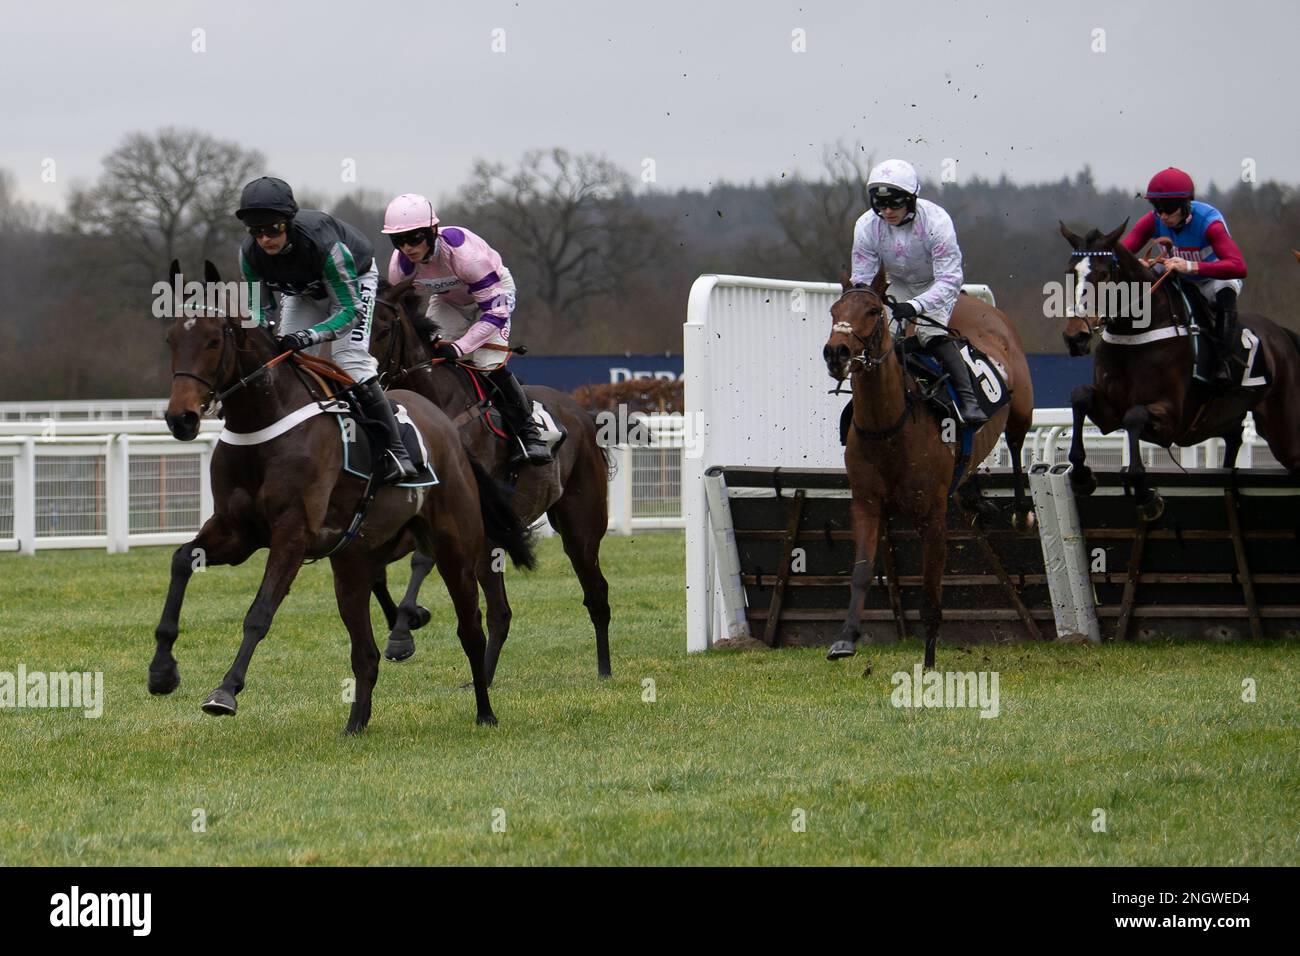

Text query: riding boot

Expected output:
[1213,288,1239,383]
[486,367,553,466]
[354,377,417,483]
[927,337,989,427]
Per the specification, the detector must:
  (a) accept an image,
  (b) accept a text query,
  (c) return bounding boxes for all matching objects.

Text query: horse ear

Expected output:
[1291,249,1300,265]
[168,259,181,283]
[839,270,852,292]
[1058,221,1083,250]
[1103,219,1130,248]
[204,260,221,284]
[870,266,889,296]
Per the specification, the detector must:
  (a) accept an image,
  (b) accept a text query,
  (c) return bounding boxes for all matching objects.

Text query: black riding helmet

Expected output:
[236,176,299,226]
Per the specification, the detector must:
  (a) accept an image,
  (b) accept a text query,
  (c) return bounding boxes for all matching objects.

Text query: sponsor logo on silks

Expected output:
[49,886,151,936]
[414,276,462,294]
[890,664,1000,718]
[0,665,103,718]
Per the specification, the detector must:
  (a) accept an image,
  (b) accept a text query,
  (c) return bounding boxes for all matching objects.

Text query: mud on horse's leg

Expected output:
[1068,384,1098,496]
[828,499,879,660]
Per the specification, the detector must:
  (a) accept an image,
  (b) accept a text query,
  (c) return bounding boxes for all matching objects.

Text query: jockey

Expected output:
[235,176,416,483]
[850,159,988,426]
[1121,167,1246,382]
[381,192,552,467]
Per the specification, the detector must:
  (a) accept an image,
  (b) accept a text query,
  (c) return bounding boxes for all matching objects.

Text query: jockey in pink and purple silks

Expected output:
[381,193,552,467]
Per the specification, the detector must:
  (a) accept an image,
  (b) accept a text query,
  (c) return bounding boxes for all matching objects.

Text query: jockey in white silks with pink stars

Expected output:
[381,193,552,466]
[850,159,988,426]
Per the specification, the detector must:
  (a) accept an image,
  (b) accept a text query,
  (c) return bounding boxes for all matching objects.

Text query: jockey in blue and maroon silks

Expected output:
[1121,167,1247,380]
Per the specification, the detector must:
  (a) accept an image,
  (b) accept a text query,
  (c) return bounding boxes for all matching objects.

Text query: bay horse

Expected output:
[150,261,533,731]
[1060,222,1300,519]
[822,271,1035,668]
[367,277,612,683]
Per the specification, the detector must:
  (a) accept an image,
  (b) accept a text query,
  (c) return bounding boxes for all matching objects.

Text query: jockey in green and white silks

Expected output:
[236,176,416,482]
[850,159,987,426]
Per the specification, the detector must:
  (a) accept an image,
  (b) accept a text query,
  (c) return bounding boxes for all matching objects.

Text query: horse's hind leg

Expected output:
[549,501,613,678]
[200,526,308,717]
[384,549,436,663]
[149,513,254,696]
[479,552,513,687]
[331,550,383,734]
[828,498,880,660]
[918,513,947,670]
[372,564,398,632]
[1221,415,1245,472]
[1006,419,1035,532]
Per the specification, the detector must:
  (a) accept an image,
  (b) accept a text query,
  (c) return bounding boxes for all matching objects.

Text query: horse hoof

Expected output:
[476,712,498,727]
[1137,495,1165,523]
[344,722,367,736]
[826,639,857,660]
[1070,471,1098,497]
[411,606,431,630]
[200,689,237,716]
[384,637,416,662]
[597,668,612,679]
[147,665,180,696]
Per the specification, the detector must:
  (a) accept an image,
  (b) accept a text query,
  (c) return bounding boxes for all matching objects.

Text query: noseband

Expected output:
[172,318,238,415]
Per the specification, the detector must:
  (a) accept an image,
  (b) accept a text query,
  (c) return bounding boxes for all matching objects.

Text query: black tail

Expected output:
[469,457,536,570]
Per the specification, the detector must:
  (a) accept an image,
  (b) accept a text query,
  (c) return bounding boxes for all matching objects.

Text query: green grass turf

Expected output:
[0,531,1296,865]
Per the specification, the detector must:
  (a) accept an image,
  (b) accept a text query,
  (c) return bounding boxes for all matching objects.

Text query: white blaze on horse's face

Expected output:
[1072,255,1091,318]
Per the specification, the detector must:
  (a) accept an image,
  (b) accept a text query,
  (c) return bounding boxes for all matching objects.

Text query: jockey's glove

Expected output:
[277,329,320,352]
[431,341,461,361]
[890,301,918,320]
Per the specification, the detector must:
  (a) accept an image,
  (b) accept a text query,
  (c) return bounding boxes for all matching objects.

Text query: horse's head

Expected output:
[372,277,435,369]
[824,269,892,381]
[1058,220,1130,356]
[163,260,240,440]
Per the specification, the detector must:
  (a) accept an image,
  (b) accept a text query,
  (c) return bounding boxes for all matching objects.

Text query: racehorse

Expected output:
[822,271,1035,668]
[367,277,612,683]
[1060,223,1300,519]
[150,261,533,731]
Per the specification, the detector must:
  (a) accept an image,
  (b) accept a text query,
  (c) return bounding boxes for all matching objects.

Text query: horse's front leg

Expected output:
[918,511,948,670]
[1122,405,1164,522]
[827,496,880,660]
[201,526,308,716]
[332,549,382,734]
[149,514,253,696]
[1068,384,1099,496]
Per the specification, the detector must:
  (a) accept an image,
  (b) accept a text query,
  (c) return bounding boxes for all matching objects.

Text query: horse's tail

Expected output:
[469,456,536,571]
[586,409,617,480]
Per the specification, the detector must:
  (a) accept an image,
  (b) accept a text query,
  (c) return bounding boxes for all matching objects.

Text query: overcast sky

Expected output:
[4,0,1296,210]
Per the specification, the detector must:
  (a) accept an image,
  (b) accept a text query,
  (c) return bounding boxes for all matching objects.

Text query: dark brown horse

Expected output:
[1060,223,1300,519]
[368,278,612,683]
[822,272,1035,668]
[150,261,532,730]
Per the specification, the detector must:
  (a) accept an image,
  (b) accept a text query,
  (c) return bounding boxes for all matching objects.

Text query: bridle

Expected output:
[1068,246,1184,338]
[830,287,891,371]
[170,311,303,415]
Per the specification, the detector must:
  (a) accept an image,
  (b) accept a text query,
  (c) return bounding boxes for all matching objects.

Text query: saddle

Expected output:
[838,338,1011,445]
[838,337,1012,495]
[1166,276,1269,390]
[289,353,438,488]
[450,364,569,457]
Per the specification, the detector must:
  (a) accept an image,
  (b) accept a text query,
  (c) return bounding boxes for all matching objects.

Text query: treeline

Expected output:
[2,131,1298,400]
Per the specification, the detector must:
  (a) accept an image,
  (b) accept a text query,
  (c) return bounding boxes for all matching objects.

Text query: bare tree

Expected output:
[762,143,873,279]
[67,128,265,279]
[458,149,666,320]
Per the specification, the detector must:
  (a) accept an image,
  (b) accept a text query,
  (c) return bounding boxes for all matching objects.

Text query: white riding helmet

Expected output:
[867,159,920,197]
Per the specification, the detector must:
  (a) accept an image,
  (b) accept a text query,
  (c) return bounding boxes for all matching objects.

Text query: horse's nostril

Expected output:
[836,345,850,362]
[822,345,832,362]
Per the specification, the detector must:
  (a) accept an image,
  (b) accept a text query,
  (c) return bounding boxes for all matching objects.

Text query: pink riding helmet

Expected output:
[382,193,439,234]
